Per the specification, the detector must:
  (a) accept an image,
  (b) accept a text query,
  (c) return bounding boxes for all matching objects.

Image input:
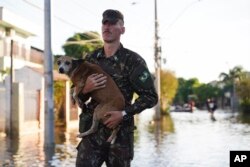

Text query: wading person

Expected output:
[75,9,158,167]
[206,98,217,121]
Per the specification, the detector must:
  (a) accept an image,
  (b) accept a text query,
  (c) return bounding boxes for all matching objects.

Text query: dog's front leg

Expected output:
[73,84,84,108]
[70,87,76,105]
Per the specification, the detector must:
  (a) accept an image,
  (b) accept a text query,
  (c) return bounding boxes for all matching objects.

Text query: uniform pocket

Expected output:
[128,127,134,160]
[110,145,131,160]
[79,111,93,133]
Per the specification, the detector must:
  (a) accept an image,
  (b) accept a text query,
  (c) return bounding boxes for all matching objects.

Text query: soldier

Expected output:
[76,9,158,167]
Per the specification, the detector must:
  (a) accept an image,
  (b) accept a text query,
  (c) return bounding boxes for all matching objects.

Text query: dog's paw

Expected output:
[107,136,117,144]
[107,137,112,143]
[77,99,84,108]
[71,98,76,105]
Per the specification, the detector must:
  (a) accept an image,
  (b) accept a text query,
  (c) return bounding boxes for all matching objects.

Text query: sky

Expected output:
[1,0,250,83]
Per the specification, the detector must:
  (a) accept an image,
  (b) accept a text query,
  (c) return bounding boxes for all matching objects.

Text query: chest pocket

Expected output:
[99,61,125,83]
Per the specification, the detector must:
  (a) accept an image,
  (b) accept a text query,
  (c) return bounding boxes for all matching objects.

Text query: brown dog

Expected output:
[57,56,125,144]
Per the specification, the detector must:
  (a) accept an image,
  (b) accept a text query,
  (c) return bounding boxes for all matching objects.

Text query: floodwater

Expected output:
[1,109,250,167]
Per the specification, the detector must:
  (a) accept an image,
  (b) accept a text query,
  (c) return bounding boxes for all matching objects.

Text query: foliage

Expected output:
[236,78,250,113]
[173,78,184,105]
[236,78,250,101]
[194,83,222,107]
[219,65,249,111]
[173,77,223,108]
[170,65,249,111]
[160,70,178,113]
[62,31,103,59]
[0,68,10,80]
[219,65,245,83]
[53,81,66,123]
[219,65,245,95]
[173,77,200,105]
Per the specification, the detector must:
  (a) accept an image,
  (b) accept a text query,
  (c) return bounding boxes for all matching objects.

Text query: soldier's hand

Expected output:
[104,111,123,129]
[83,73,107,94]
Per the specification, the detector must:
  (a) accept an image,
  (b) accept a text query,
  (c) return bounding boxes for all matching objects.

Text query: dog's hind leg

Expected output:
[107,125,121,144]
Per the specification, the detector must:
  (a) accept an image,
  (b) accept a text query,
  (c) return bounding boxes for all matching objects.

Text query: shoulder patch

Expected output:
[130,64,154,89]
[139,71,150,83]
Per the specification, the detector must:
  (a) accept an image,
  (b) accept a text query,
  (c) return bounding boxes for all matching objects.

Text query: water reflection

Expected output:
[1,109,250,167]
[145,114,175,147]
[0,132,46,166]
[210,114,217,121]
[132,109,250,167]
[147,114,175,134]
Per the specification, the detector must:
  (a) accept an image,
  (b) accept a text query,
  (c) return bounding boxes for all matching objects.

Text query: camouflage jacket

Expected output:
[81,44,158,122]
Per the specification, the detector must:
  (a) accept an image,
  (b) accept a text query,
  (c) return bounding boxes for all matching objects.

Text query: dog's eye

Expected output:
[57,61,61,65]
[65,61,70,65]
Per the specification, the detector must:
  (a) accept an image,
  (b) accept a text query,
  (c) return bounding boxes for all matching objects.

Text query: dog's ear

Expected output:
[72,59,85,68]
[54,55,62,62]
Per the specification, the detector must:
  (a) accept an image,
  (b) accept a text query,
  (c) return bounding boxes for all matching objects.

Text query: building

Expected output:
[0,7,76,136]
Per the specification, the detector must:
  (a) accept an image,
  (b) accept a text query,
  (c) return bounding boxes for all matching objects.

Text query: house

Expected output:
[0,7,77,136]
[0,7,42,75]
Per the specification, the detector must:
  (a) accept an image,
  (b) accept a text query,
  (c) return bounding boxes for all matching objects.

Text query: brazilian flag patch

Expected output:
[139,71,150,83]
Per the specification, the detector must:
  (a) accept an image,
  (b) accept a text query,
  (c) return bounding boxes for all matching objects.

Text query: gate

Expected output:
[24,90,40,124]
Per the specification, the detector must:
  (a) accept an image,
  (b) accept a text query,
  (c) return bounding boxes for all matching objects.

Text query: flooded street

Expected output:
[133,110,250,167]
[1,109,250,167]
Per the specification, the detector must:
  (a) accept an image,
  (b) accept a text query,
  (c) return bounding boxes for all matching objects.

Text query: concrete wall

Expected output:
[4,67,44,135]
[1,66,78,135]
[0,82,5,133]
[10,82,24,136]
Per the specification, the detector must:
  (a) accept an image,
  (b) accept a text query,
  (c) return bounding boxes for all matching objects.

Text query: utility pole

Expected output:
[154,0,161,120]
[44,0,54,148]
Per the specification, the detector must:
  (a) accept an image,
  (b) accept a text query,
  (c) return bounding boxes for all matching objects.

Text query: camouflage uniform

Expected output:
[76,44,158,167]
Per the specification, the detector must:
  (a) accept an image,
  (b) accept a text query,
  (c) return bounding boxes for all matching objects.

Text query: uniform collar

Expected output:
[97,44,124,62]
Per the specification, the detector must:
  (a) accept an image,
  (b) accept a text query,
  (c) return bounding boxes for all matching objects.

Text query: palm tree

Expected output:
[219,65,245,111]
[219,66,244,83]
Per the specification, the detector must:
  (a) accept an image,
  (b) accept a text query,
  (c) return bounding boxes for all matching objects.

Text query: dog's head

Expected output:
[57,56,85,76]
[57,56,74,75]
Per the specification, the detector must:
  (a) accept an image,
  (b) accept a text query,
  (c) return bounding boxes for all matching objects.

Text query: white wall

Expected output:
[4,66,44,133]
[0,82,5,133]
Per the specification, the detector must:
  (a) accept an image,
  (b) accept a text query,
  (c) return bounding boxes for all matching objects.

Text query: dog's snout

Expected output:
[59,67,64,73]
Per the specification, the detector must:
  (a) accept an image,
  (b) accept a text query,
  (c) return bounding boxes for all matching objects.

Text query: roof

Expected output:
[0,7,38,37]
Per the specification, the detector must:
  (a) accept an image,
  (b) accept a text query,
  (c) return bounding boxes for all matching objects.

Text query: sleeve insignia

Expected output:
[139,71,150,83]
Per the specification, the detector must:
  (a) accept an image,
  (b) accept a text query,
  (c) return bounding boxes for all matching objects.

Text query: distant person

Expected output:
[189,100,195,112]
[206,98,217,121]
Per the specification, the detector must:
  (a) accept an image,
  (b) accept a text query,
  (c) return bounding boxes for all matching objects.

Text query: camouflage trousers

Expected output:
[76,112,134,167]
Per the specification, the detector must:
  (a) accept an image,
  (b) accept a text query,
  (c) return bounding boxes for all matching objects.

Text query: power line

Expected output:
[161,0,202,37]
[0,0,18,10]
[23,0,42,10]
[70,0,97,17]
[22,0,84,31]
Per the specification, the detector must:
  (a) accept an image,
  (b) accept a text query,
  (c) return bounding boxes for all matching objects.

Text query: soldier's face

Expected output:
[102,20,125,43]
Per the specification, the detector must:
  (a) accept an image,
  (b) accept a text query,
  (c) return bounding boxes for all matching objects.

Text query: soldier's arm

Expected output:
[77,54,107,105]
[124,59,158,119]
